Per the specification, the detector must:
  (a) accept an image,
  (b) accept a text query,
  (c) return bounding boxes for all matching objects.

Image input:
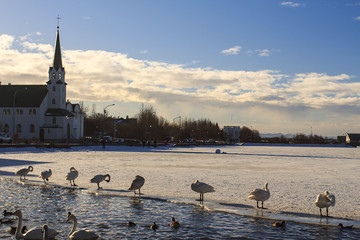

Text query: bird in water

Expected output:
[338,223,353,230]
[65,167,79,187]
[40,169,52,184]
[150,222,158,230]
[11,209,59,239]
[15,166,33,180]
[314,191,335,217]
[42,224,49,240]
[66,212,99,239]
[128,175,145,195]
[90,174,110,189]
[191,180,215,202]
[248,182,270,209]
[127,221,136,227]
[170,217,180,228]
[273,220,286,227]
[9,226,27,235]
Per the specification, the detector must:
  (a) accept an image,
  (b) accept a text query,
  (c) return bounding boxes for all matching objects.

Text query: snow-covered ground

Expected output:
[1,144,359,223]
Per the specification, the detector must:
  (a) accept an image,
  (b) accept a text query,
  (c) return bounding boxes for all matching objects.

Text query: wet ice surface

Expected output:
[0,144,360,238]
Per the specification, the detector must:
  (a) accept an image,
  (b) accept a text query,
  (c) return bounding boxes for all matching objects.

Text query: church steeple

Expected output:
[53,26,63,71]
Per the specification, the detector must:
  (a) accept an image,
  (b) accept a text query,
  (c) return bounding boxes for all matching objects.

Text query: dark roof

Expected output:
[0,85,48,107]
[53,30,63,71]
[45,108,74,117]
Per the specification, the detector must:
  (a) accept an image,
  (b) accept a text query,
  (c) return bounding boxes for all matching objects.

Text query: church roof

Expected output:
[53,29,63,71]
[0,85,48,107]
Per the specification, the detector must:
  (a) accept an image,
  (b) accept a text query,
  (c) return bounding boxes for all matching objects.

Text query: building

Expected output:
[345,133,360,146]
[0,26,84,142]
[223,126,241,143]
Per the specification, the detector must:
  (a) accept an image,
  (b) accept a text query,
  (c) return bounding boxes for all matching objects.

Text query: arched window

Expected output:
[30,124,35,133]
[52,98,56,104]
[52,86,56,92]
[52,117,56,124]
[16,124,22,133]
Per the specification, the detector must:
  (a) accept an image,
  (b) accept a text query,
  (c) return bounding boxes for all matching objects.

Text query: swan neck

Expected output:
[69,216,77,237]
[15,212,23,238]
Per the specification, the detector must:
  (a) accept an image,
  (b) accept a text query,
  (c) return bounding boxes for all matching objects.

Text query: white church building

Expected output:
[0,26,84,142]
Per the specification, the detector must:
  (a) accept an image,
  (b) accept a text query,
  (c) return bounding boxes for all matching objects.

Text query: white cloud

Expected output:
[140,50,149,54]
[221,45,242,55]
[280,1,300,7]
[355,16,360,20]
[0,34,14,49]
[256,49,271,57]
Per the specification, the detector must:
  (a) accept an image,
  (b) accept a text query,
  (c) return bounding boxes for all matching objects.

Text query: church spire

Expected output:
[53,26,63,71]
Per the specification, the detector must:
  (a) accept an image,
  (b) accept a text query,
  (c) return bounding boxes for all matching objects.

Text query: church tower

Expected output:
[47,26,66,109]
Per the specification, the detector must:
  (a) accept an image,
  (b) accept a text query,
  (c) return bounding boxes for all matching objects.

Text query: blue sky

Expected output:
[1,0,360,137]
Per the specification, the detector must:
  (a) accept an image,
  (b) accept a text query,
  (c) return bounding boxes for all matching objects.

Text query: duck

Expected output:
[273,220,286,227]
[150,222,158,230]
[90,174,110,190]
[338,223,353,230]
[314,191,335,217]
[66,167,79,186]
[127,221,136,227]
[170,217,180,228]
[248,182,270,209]
[42,225,49,240]
[191,180,215,202]
[15,166,33,180]
[40,169,52,184]
[11,209,59,239]
[66,212,99,239]
[128,175,145,195]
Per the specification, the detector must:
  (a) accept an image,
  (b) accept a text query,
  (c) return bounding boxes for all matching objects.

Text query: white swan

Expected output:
[170,217,180,228]
[128,175,145,195]
[42,225,49,240]
[11,209,59,239]
[65,167,79,186]
[90,174,110,189]
[40,169,52,184]
[15,166,33,180]
[248,182,270,209]
[66,212,99,240]
[191,180,215,202]
[314,191,335,217]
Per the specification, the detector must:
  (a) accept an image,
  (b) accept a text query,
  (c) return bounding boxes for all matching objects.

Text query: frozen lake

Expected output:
[1,144,360,238]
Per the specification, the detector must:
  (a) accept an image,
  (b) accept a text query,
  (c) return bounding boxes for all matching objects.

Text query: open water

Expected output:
[1,178,359,239]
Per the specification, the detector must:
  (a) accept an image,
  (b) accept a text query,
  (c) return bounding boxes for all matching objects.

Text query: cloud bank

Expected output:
[1,34,359,136]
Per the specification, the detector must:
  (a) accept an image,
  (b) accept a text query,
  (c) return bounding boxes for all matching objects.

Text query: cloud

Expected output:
[280,2,300,7]
[256,49,271,57]
[221,45,242,55]
[1,33,359,136]
[355,16,360,20]
[140,50,149,54]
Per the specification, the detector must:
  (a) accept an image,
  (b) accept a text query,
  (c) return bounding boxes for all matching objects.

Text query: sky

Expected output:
[0,0,360,137]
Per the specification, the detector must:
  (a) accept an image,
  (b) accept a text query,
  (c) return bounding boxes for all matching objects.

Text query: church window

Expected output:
[30,124,35,133]
[3,109,6,115]
[33,109,36,115]
[52,99,56,104]
[7,109,10,115]
[4,124,9,133]
[16,109,23,115]
[29,109,32,115]
[52,86,56,92]
[58,73,62,79]
[52,117,56,124]
[53,73,56,79]
[16,124,22,133]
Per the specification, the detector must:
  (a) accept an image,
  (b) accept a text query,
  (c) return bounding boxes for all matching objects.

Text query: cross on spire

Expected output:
[57,15,61,29]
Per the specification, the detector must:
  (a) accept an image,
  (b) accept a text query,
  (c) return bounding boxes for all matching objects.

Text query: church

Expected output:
[0,26,84,143]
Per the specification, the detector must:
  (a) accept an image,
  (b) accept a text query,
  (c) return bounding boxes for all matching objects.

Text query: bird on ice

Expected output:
[65,167,79,187]
[314,191,335,217]
[90,174,111,189]
[40,169,52,184]
[191,180,215,202]
[248,182,270,209]
[15,166,33,180]
[128,175,145,195]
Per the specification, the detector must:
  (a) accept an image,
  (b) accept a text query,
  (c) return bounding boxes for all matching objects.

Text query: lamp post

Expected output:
[12,87,27,144]
[103,104,115,137]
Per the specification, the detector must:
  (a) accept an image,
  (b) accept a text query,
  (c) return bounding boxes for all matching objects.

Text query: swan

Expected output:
[128,175,145,195]
[11,209,59,239]
[40,169,52,184]
[90,174,110,190]
[191,180,215,202]
[248,182,270,209]
[150,222,158,230]
[314,191,335,217]
[170,217,180,228]
[338,223,353,229]
[15,166,33,180]
[66,212,99,240]
[42,225,49,240]
[65,167,79,186]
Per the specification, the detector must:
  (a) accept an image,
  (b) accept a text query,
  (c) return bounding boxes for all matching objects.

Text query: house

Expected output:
[0,26,84,142]
[345,133,360,146]
[223,126,241,143]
